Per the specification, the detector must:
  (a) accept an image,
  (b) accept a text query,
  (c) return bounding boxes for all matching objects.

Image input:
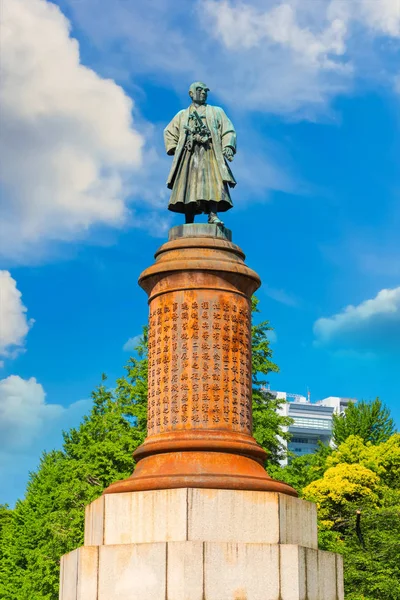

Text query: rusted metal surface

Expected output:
[104,231,297,497]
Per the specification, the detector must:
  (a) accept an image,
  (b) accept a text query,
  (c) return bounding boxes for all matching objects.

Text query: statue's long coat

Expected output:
[164,105,236,214]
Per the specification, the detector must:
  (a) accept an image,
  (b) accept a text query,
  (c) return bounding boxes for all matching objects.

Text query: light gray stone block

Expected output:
[59,546,98,600]
[204,542,280,600]
[60,541,344,600]
[280,545,306,600]
[278,493,317,547]
[98,542,167,600]
[59,549,78,600]
[84,488,318,549]
[279,545,344,600]
[187,488,280,544]
[167,541,204,600]
[84,495,104,546]
[336,553,345,599]
[104,488,188,545]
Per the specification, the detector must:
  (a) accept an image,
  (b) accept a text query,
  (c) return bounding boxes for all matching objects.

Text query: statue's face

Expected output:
[190,85,208,105]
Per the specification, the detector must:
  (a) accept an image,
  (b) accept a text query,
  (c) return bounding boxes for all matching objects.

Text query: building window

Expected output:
[291,417,331,430]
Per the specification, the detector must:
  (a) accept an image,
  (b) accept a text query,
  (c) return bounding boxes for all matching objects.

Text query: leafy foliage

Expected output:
[251,297,292,465]
[302,434,400,600]
[0,331,149,600]
[268,441,332,494]
[333,397,395,446]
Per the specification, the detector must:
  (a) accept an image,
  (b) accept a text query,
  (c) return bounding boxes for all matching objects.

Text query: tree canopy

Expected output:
[332,397,395,446]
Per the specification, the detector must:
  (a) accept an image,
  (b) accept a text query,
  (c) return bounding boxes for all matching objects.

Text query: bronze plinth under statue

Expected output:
[104,225,296,497]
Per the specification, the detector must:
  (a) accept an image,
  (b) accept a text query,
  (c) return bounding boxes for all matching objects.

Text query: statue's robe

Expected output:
[164,104,237,214]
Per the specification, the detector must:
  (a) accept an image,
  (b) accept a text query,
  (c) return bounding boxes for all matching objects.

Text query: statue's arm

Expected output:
[164,114,181,156]
[218,109,236,153]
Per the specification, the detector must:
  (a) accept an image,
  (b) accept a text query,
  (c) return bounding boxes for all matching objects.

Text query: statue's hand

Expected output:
[223,147,234,162]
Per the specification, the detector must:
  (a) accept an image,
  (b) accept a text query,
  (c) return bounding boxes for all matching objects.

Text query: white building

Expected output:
[269,391,356,465]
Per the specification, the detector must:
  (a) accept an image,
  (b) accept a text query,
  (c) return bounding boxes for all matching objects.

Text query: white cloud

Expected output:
[200,0,400,115]
[57,0,400,120]
[0,375,90,505]
[268,330,278,344]
[0,271,34,360]
[123,334,142,352]
[329,0,400,37]
[0,0,144,263]
[264,284,299,307]
[203,1,348,67]
[314,287,400,352]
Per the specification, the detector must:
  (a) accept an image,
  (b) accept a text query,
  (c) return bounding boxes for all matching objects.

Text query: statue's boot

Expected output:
[208,212,224,225]
[185,209,195,224]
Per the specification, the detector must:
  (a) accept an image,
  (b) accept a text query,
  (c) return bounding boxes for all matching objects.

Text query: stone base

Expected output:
[60,489,344,600]
[60,541,344,600]
[84,489,317,548]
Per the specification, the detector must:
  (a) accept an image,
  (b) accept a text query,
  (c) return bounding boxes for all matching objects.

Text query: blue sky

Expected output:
[1,0,400,506]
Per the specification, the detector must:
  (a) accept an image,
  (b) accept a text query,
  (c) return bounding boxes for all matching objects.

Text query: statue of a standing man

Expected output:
[164,82,237,225]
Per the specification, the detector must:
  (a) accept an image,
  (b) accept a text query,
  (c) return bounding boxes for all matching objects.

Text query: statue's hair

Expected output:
[189,82,209,96]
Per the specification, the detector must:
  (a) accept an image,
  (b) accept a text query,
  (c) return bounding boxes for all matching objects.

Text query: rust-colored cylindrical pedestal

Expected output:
[105,225,296,497]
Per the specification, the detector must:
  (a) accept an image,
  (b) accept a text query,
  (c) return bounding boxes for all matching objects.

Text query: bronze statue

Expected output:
[164,82,237,225]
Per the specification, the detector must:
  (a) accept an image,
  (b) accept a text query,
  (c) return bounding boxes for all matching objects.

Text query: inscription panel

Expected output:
[147,293,252,436]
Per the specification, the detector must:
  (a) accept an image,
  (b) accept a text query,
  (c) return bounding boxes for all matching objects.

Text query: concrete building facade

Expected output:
[270,391,356,464]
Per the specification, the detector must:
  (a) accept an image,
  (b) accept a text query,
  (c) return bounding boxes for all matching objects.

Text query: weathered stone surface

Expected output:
[60,541,343,600]
[167,541,204,600]
[169,223,232,241]
[103,488,187,545]
[59,546,98,600]
[280,545,343,600]
[336,553,345,600]
[84,488,318,548]
[59,549,78,600]
[84,495,104,546]
[204,542,280,600]
[98,542,167,600]
[278,492,317,547]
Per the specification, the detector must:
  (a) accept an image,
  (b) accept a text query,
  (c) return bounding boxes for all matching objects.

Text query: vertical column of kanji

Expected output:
[179,300,190,428]
[237,301,252,433]
[230,301,241,432]
[170,301,179,429]
[147,307,157,436]
[161,303,172,431]
[211,301,223,425]
[189,300,201,427]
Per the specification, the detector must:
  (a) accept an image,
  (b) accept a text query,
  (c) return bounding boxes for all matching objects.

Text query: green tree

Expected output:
[0,338,149,600]
[302,434,400,600]
[268,441,332,494]
[251,296,292,466]
[342,505,400,600]
[333,398,395,446]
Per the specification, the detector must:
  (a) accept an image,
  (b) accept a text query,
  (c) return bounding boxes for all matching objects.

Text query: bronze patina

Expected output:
[104,225,297,497]
[164,82,237,226]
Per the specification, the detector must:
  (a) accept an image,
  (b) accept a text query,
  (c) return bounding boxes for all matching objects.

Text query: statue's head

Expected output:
[189,82,209,105]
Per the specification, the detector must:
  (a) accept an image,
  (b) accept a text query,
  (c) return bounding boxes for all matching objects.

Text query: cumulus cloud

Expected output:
[0,375,90,504]
[0,0,145,263]
[0,271,34,361]
[61,0,400,120]
[201,0,400,115]
[123,334,143,352]
[264,284,299,307]
[314,287,400,353]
